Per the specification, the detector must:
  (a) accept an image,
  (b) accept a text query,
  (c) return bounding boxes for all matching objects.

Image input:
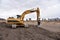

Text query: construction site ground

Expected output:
[0,21,60,40]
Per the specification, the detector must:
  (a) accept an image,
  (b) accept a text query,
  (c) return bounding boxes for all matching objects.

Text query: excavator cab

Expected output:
[17,15,21,18]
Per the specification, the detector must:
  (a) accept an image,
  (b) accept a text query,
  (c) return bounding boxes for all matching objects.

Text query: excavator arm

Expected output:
[20,8,40,21]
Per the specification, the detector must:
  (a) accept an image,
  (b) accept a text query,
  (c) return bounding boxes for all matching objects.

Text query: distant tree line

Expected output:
[42,18,60,22]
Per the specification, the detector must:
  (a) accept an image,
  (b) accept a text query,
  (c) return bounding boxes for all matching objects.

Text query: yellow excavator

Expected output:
[7,8,40,28]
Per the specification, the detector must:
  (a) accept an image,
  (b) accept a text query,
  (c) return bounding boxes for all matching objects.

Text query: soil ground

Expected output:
[0,21,60,40]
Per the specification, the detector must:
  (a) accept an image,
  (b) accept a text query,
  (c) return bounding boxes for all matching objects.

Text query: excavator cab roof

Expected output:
[17,15,21,18]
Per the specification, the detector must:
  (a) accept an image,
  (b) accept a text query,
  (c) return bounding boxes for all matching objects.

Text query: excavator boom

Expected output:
[19,8,40,21]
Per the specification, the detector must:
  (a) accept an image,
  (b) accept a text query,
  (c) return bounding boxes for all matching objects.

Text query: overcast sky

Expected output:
[0,0,60,20]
